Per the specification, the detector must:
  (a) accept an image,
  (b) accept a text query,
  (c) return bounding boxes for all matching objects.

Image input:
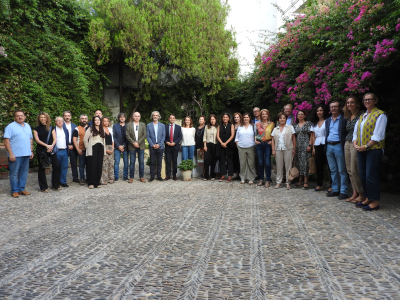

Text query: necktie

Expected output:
[170,124,173,142]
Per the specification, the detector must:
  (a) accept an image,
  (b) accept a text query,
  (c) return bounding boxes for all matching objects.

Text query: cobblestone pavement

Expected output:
[1,168,400,299]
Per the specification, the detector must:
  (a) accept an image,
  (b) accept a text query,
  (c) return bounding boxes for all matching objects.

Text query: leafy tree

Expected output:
[0,0,109,130]
[87,0,239,113]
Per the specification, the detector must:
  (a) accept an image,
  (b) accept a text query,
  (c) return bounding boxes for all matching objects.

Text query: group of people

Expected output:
[3,92,386,211]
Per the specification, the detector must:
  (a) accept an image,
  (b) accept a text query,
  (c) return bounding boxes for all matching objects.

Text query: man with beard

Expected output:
[72,114,90,185]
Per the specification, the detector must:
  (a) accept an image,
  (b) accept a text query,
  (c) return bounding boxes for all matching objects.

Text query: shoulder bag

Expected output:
[288,156,299,181]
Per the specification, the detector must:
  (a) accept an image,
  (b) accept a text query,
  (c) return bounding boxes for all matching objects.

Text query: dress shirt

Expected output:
[235,125,256,148]
[181,127,196,146]
[65,123,72,143]
[310,122,326,146]
[272,125,295,150]
[286,116,293,125]
[252,118,261,124]
[168,123,175,140]
[327,114,341,142]
[153,122,158,143]
[3,121,33,157]
[203,126,217,144]
[134,122,139,141]
[56,127,67,149]
[352,112,387,142]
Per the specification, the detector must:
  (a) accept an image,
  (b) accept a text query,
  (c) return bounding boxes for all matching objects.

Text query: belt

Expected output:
[327,141,340,145]
[58,148,66,150]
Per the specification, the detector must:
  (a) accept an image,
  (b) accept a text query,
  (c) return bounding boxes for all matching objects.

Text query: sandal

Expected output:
[41,189,49,193]
[257,181,264,186]
[294,182,303,188]
[264,182,270,188]
[203,178,208,181]
[302,184,309,190]
[248,181,253,185]
[314,186,323,192]
[210,178,215,181]
[345,195,358,202]
[274,184,281,189]
[240,181,245,184]
[286,184,291,190]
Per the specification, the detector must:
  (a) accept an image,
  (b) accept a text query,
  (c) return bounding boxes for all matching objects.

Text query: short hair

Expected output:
[233,112,243,126]
[14,110,25,117]
[207,114,218,129]
[55,116,63,122]
[260,109,270,121]
[183,116,193,128]
[343,95,362,119]
[198,115,206,121]
[117,113,126,121]
[169,114,176,118]
[242,113,254,126]
[36,112,51,131]
[328,100,340,108]
[363,92,379,103]
[151,111,161,120]
[95,109,102,113]
[79,114,88,119]
[283,104,293,110]
[63,111,71,116]
[277,112,287,120]
[253,107,260,112]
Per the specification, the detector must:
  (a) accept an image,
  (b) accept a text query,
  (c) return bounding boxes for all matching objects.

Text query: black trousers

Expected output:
[68,148,78,180]
[204,143,217,179]
[233,146,240,173]
[165,146,179,177]
[219,147,233,177]
[37,150,60,190]
[87,143,104,187]
[150,148,164,178]
[314,145,331,187]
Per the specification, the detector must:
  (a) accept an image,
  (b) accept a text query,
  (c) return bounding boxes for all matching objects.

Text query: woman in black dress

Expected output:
[195,115,206,178]
[33,112,60,192]
[217,113,235,182]
[232,112,242,179]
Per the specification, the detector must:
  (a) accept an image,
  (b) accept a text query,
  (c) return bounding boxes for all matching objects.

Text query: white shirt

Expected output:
[65,123,72,143]
[235,125,256,148]
[352,112,387,142]
[134,122,139,141]
[272,125,295,150]
[310,122,326,146]
[181,127,196,146]
[56,127,67,149]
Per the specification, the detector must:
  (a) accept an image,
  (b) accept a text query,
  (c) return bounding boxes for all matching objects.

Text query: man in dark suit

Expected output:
[325,100,348,200]
[62,111,78,183]
[146,111,165,181]
[164,114,183,180]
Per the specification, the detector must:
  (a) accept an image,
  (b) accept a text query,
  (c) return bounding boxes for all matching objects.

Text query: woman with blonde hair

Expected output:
[255,109,275,187]
[182,116,196,161]
[100,117,114,185]
[33,112,60,192]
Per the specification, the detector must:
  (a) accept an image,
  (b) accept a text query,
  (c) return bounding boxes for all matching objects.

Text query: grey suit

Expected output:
[126,122,147,151]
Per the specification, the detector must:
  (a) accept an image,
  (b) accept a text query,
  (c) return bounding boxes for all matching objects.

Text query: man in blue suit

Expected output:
[164,114,182,180]
[62,111,78,183]
[147,111,165,181]
[55,117,70,187]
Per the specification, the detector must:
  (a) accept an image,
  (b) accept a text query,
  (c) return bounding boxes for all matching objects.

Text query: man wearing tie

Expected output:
[164,114,183,180]
[146,111,165,181]
[126,112,147,183]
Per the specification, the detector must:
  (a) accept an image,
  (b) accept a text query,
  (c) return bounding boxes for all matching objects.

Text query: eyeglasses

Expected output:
[363,98,375,102]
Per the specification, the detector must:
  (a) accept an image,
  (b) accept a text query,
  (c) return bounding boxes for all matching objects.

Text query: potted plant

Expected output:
[0,164,9,179]
[177,159,198,181]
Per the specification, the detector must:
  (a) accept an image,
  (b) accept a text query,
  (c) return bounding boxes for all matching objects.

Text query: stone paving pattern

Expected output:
[0,167,400,299]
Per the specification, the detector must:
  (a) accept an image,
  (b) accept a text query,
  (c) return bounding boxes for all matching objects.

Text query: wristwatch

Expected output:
[365,144,370,150]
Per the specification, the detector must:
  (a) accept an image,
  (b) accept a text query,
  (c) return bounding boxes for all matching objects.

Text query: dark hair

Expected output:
[242,113,254,126]
[295,110,307,124]
[117,113,127,122]
[14,110,25,117]
[233,112,243,126]
[199,115,206,121]
[221,113,231,124]
[328,100,340,108]
[91,116,105,138]
[277,112,287,121]
[169,114,176,118]
[183,116,193,128]
[207,114,218,129]
[310,104,329,125]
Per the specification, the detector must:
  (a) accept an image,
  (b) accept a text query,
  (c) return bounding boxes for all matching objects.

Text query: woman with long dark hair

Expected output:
[84,116,106,189]
[100,117,114,185]
[232,112,243,179]
[203,114,218,181]
[217,113,235,182]
[195,115,206,178]
[310,104,330,192]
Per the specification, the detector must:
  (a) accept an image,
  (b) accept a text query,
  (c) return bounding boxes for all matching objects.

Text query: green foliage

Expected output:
[177,159,197,171]
[0,0,109,130]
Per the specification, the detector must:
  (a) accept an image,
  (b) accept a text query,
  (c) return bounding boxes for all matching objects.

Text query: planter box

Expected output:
[0,143,8,165]
[0,171,9,180]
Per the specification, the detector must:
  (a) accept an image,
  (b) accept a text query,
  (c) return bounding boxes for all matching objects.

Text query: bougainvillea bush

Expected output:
[256,0,400,117]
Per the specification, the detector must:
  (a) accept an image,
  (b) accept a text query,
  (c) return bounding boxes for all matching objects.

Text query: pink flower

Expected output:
[361,71,372,81]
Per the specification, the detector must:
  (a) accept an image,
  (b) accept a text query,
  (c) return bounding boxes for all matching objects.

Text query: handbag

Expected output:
[309,157,316,175]
[287,156,299,181]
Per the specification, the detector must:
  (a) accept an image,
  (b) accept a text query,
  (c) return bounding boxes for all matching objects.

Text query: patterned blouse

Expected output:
[345,111,364,141]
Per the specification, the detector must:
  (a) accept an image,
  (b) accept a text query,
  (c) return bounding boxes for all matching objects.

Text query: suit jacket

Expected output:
[147,122,166,149]
[113,123,128,149]
[54,126,70,149]
[164,123,183,151]
[126,122,147,151]
[325,114,347,149]
[62,122,77,146]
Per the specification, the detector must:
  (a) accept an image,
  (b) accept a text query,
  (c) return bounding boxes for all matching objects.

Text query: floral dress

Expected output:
[294,121,311,176]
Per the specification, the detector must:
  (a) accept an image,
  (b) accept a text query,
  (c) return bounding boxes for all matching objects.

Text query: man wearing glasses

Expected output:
[126,112,147,183]
[325,100,348,200]
[252,107,261,124]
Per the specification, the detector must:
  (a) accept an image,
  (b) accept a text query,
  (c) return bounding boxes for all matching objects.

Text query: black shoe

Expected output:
[326,191,339,197]
[337,193,348,200]
[173,176,178,181]
[61,183,69,187]
[114,177,119,182]
[73,179,80,183]
[157,177,163,181]
[79,179,86,186]
[149,177,154,182]
[123,177,128,182]
[164,176,170,180]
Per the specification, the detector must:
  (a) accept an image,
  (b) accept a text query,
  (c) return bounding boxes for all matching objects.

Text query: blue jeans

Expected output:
[57,149,69,184]
[357,149,382,201]
[114,149,129,180]
[182,145,195,161]
[78,150,89,180]
[326,144,348,194]
[256,143,272,181]
[129,148,145,179]
[8,156,30,193]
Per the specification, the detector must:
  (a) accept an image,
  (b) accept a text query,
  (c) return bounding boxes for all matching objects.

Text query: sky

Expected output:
[226,0,302,76]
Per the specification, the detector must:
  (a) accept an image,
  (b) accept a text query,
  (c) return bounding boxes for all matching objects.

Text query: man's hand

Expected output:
[272,150,276,157]
[30,152,34,159]
[133,142,140,148]
[118,145,124,151]
[68,145,73,150]
[170,142,175,147]
[77,149,83,156]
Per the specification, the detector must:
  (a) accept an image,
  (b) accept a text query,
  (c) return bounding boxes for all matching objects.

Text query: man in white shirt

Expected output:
[63,111,78,183]
[55,117,70,187]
